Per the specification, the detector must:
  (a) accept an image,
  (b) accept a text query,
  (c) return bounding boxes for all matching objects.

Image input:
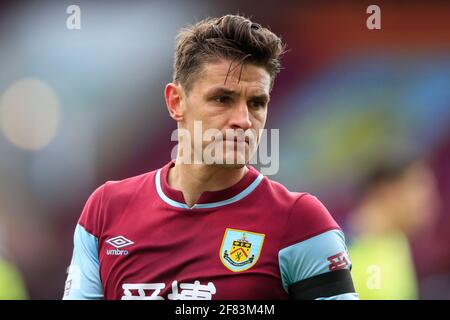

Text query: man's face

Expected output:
[178,59,271,167]
[380,162,440,234]
[394,163,440,233]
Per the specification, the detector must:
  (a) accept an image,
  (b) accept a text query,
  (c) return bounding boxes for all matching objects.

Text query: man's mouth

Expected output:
[226,137,249,144]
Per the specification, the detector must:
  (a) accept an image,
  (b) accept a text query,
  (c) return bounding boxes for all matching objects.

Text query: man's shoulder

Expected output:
[260,175,305,203]
[102,170,156,197]
[77,168,159,235]
[261,176,340,247]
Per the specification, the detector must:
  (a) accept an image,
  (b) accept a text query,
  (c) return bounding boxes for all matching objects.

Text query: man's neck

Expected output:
[167,161,249,208]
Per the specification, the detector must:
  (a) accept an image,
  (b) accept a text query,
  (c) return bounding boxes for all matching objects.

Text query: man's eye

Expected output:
[214,96,232,104]
[249,100,266,108]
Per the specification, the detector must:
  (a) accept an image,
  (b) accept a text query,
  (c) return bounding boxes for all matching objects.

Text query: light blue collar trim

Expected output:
[155,169,263,210]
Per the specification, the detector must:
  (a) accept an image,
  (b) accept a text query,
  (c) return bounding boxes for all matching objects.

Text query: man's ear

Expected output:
[165,83,184,122]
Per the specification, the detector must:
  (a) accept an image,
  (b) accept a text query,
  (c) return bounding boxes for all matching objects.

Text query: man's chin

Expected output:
[203,155,249,169]
[208,162,247,169]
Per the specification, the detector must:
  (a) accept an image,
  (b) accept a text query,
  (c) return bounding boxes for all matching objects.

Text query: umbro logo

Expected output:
[106,236,134,256]
[106,236,134,248]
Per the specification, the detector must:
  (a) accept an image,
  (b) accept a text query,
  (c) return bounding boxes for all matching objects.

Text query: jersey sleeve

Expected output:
[278,193,358,300]
[63,185,105,300]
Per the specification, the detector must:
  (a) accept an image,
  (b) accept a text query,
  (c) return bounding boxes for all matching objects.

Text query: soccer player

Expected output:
[63,14,358,300]
[348,158,439,299]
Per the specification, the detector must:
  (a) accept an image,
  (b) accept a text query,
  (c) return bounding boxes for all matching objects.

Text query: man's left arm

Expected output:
[279,229,358,300]
[278,194,359,300]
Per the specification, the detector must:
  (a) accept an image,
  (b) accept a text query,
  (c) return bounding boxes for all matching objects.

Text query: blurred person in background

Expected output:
[348,157,440,299]
[0,227,28,299]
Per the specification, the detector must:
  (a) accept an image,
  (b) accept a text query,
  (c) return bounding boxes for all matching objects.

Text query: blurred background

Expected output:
[0,0,449,299]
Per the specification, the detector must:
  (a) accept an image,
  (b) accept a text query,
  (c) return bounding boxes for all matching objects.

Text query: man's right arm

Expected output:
[63,224,103,299]
[63,186,105,300]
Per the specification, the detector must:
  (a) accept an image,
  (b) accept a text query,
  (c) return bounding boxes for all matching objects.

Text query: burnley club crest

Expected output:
[220,228,265,272]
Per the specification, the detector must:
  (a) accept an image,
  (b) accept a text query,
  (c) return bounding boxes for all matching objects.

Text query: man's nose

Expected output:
[229,101,252,130]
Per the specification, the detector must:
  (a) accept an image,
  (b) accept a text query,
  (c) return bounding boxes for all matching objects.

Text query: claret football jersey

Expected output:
[63,161,358,300]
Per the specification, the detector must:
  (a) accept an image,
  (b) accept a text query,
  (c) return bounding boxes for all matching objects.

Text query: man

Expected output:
[348,158,439,299]
[0,235,28,300]
[63,14,358,300]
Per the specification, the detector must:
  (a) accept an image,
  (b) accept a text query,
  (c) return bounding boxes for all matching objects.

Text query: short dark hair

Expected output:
[359,157,421,195]
[173,14,286,93]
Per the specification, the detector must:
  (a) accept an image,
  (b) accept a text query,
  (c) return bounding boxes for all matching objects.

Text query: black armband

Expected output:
[288,269,356,300]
